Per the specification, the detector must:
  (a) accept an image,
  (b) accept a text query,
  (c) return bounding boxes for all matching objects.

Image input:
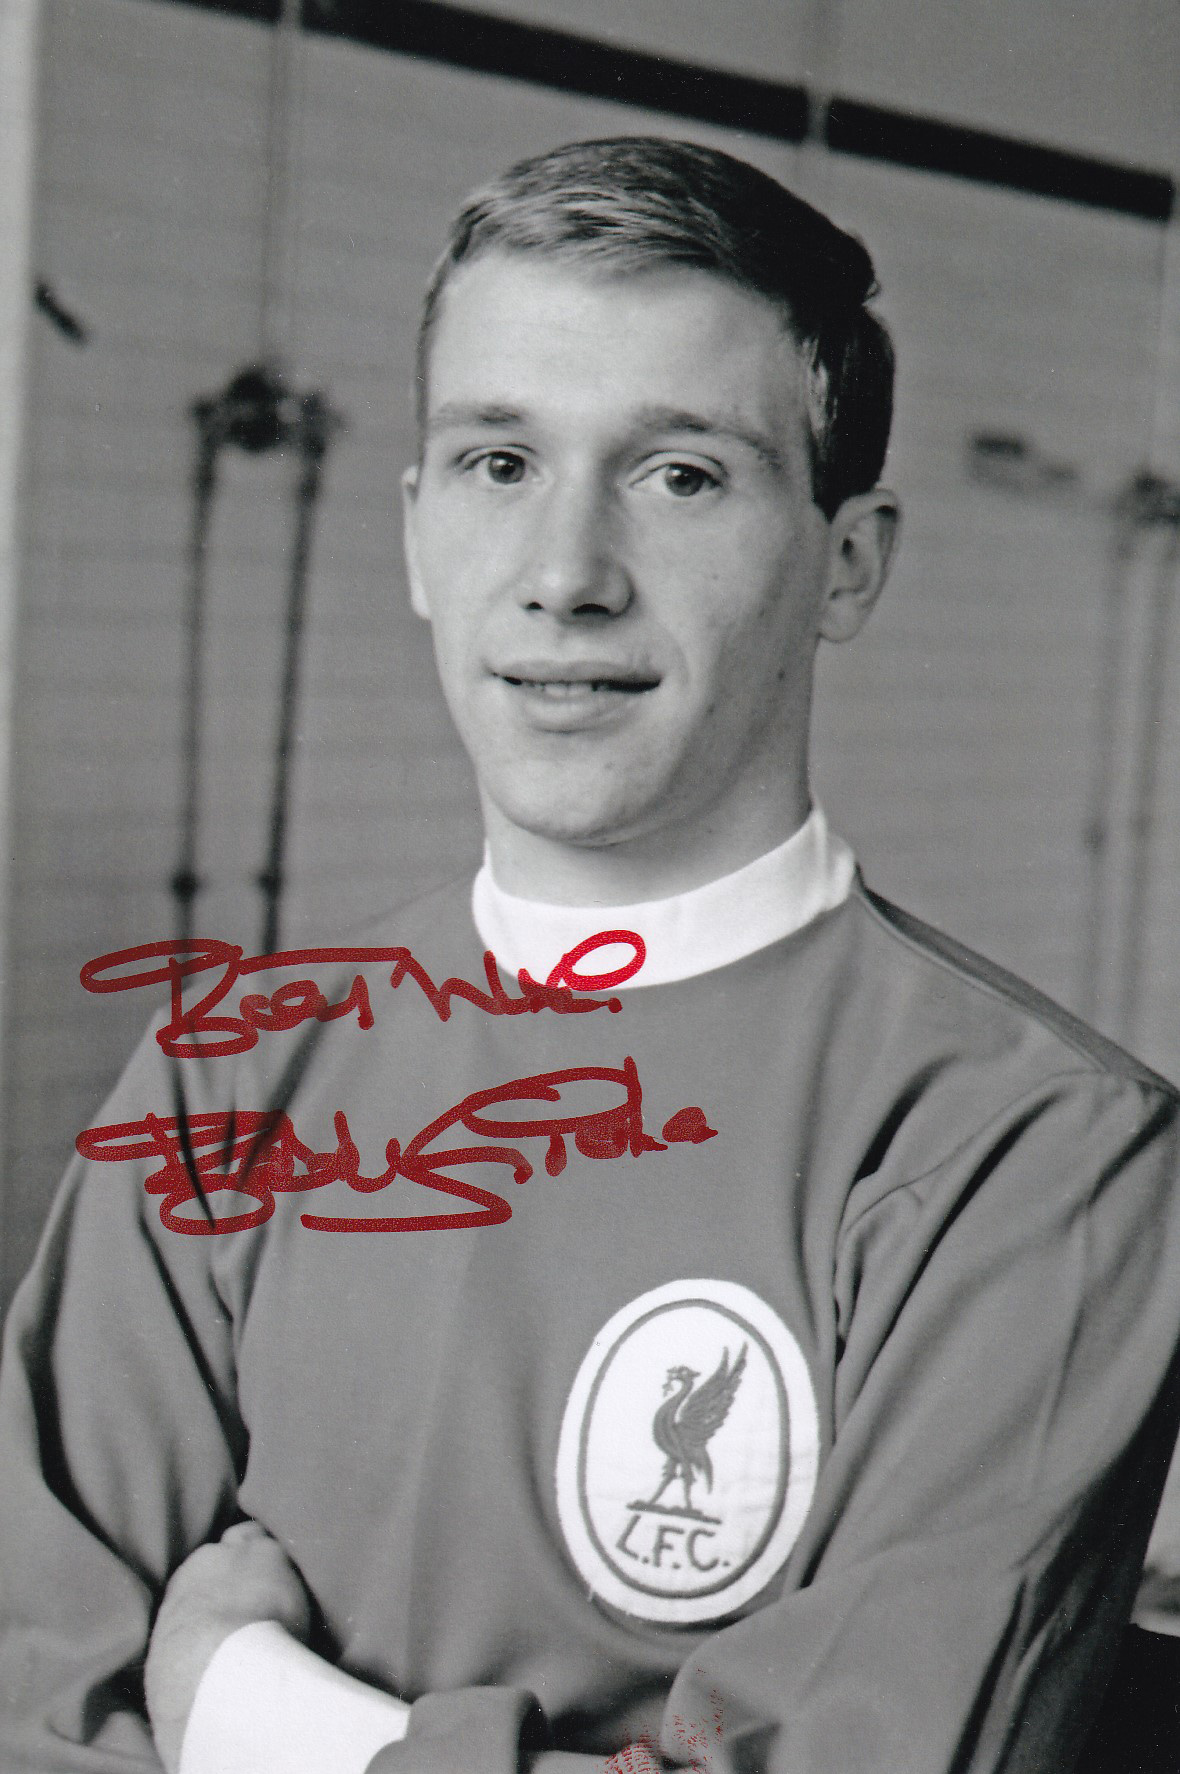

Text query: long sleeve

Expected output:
[7,884,1180,1774]
[364,1071,1180,1774]
[0,1031,246,1772]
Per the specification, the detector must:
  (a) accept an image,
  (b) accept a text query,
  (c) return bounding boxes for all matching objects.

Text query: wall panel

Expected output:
[3,0,1176,1303]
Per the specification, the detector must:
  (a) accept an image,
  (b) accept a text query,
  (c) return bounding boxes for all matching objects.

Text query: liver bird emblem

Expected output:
[635,1345,748,1518]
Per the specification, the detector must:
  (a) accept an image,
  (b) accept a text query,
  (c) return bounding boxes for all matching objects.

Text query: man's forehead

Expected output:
[421,251,809,445]
[430,246,794,335]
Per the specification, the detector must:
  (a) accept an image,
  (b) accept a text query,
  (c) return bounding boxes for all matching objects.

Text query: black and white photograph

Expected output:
[1,3,1179,1770]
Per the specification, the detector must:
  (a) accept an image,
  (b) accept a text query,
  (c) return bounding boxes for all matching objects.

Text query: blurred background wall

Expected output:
[1,0,1178,1309]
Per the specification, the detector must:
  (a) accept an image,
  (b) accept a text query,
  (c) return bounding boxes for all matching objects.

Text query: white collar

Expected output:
[470,808,855,991]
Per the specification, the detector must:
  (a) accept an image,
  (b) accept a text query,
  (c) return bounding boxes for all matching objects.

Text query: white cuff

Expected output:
[179,1620,410,1774]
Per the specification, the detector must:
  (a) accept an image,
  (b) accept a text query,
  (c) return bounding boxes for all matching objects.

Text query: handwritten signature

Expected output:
[80,931,648,1060]
[76,1057,717,1234]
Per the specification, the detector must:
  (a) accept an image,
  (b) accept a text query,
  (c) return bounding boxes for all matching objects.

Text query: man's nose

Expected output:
[519,480,632,618]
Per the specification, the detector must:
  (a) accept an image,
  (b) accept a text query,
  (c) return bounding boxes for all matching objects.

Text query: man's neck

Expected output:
[481,787,813,907]
[472,808,856,991]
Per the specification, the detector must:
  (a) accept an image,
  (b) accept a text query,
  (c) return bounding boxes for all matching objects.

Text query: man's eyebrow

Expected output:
[425,402,526,435]
[629,406,788,471]
[424,400,790,471]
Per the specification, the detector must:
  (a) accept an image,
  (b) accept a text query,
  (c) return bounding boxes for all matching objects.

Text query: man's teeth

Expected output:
[533,680,608,695]
[504,677,647,695]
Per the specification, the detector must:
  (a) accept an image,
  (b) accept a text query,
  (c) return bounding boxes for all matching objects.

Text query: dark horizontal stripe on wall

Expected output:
[827,98,1174,223]
[307,0,812,143]
[172,0,277,20]
[143,0,1176,223]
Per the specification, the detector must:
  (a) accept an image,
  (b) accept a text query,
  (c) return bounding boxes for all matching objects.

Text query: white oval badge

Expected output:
[555,1279,819,1625]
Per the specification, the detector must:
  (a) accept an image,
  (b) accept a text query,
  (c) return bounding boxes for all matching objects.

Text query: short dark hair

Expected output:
[417,136,894,520]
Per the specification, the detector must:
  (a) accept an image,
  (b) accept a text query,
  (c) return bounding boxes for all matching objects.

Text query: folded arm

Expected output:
[147,1074,1180,1774]
[5,1058,1180,1774]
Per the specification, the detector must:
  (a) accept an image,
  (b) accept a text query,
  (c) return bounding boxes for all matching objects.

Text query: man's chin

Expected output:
[503,808,641,851]
[486,785,662,854]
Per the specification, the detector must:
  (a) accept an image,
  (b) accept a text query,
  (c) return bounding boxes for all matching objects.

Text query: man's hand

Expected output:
[144,1519,313,1774]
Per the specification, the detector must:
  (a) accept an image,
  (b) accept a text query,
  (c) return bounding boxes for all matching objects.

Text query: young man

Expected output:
[3,137,1180,1774]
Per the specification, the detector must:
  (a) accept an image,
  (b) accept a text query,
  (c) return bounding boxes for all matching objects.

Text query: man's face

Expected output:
[404,251,869,882]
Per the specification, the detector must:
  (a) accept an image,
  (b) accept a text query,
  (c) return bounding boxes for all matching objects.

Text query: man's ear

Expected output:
[818,489,901,643]
[401,465,431,621]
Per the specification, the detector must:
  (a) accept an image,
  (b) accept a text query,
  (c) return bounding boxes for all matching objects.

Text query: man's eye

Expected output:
[476,452,527,485]
[650,462,720,498]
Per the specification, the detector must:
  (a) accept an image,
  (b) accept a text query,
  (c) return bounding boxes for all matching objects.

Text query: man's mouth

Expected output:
[494,659,660,695]
[499,676,655,697]
[489,664,660,727]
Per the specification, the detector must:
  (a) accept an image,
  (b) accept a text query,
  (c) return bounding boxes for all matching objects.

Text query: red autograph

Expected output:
[76,1057,717,1235]
[79,931,647,1061]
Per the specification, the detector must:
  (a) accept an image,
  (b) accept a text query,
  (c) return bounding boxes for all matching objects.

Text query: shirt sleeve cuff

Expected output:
[179,1619,410,1774]
[363,1685,545,1774]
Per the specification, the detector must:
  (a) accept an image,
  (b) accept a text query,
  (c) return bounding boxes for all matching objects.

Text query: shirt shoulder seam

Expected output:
[851,878,1180,1101]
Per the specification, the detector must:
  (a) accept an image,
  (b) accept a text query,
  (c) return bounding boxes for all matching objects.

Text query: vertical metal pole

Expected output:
[257,395,329,953]
[1079,508,1137,1022]
[1119,522,1180,1040]
[172,409,220,943]
[799,0,837,202]
[258,0,303,362]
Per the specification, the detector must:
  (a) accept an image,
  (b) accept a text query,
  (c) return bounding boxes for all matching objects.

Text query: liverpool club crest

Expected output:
[555,1280,819,1625]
